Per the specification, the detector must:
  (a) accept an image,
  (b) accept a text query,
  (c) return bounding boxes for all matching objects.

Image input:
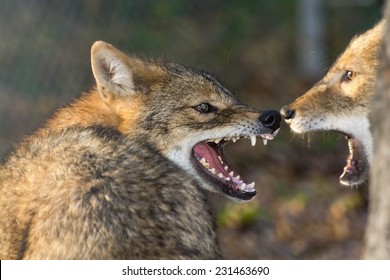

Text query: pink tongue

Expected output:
[193,142,229,177]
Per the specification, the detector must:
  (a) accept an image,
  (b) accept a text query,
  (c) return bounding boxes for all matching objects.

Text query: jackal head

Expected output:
[281,20,384,187]
[90,41,281,202]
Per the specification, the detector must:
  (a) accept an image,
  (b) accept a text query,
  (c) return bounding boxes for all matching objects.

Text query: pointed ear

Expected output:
[91,41,136,101]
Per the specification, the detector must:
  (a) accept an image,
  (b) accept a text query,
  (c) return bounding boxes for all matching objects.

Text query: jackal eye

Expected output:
[342,70,356,82]
[194,103,217,114]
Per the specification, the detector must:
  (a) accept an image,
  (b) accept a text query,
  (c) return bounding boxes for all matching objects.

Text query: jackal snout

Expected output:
[280,105,295,120]
[259,110,281,131]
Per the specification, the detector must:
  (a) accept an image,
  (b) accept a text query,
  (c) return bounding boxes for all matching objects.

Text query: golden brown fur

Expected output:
[0,41,280,259]
[281,20,384,186]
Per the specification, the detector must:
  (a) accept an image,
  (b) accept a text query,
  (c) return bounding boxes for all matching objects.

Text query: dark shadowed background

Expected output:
[0,0,384,259]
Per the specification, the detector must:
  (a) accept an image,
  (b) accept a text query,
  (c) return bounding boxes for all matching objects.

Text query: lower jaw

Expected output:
[339,137,370,187]
[191,158,256,201]
[339,169,367,187]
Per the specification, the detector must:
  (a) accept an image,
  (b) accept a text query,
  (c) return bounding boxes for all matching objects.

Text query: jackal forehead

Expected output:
[197,71,239,106]
[165,63,232,94]
[201,71,233,97]
[165,64,237,105]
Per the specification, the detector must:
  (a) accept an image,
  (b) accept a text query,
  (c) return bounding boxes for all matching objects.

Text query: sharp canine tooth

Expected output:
[218,173,223,178]
[199,158,209,168]
[250,135,256,146]
[247,182,255,189]
[210,168,216,174]
[239,183,246,190]
[235,175,241,180]
[263,139,268,146]
[224,166,228,171]
[229,171,234,177]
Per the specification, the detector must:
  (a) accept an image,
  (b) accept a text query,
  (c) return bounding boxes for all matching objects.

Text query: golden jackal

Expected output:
[0,41,281,259]
[281,21,384,187]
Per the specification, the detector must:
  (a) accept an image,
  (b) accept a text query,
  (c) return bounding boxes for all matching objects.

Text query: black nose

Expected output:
[259,110,281,131]
[280,105,295,120]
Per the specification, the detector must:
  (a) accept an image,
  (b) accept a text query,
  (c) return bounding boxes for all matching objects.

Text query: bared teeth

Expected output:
[206,134,273,147]
[239,182,256,192]
[206,133,277,146]
[250,135,257,146]
[198,153,256,191]
[196,142,258,192]
[199,157,209,168]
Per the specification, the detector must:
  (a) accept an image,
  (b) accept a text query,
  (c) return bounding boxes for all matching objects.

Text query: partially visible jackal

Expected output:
[0,41,280,259]
[281,21,384,187]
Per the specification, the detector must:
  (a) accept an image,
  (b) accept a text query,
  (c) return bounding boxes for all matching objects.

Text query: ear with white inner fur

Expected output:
[91,41,135,101]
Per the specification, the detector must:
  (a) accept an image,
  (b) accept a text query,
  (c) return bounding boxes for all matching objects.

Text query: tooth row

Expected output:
[207,135,270,146]
[207,135,241,144]
[217,173,230,181]
[239,182,256,191]
[199,158,255,192]
[197,157,256,190]
[218,171,232,182]
[198,157,231,182]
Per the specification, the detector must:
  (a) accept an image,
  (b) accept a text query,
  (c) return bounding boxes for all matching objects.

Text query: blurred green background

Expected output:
[0,0,384,259]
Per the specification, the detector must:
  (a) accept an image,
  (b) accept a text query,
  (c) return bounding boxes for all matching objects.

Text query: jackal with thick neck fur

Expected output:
[0,41,280,259]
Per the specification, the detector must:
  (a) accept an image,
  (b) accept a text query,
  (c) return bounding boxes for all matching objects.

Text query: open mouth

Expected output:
[338,134,369,187]
[192,131,278,201]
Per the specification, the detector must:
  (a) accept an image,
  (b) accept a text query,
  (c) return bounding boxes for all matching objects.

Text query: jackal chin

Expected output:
[338,135,370,187]
[190,131,279,202]
[323,117,372,187]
